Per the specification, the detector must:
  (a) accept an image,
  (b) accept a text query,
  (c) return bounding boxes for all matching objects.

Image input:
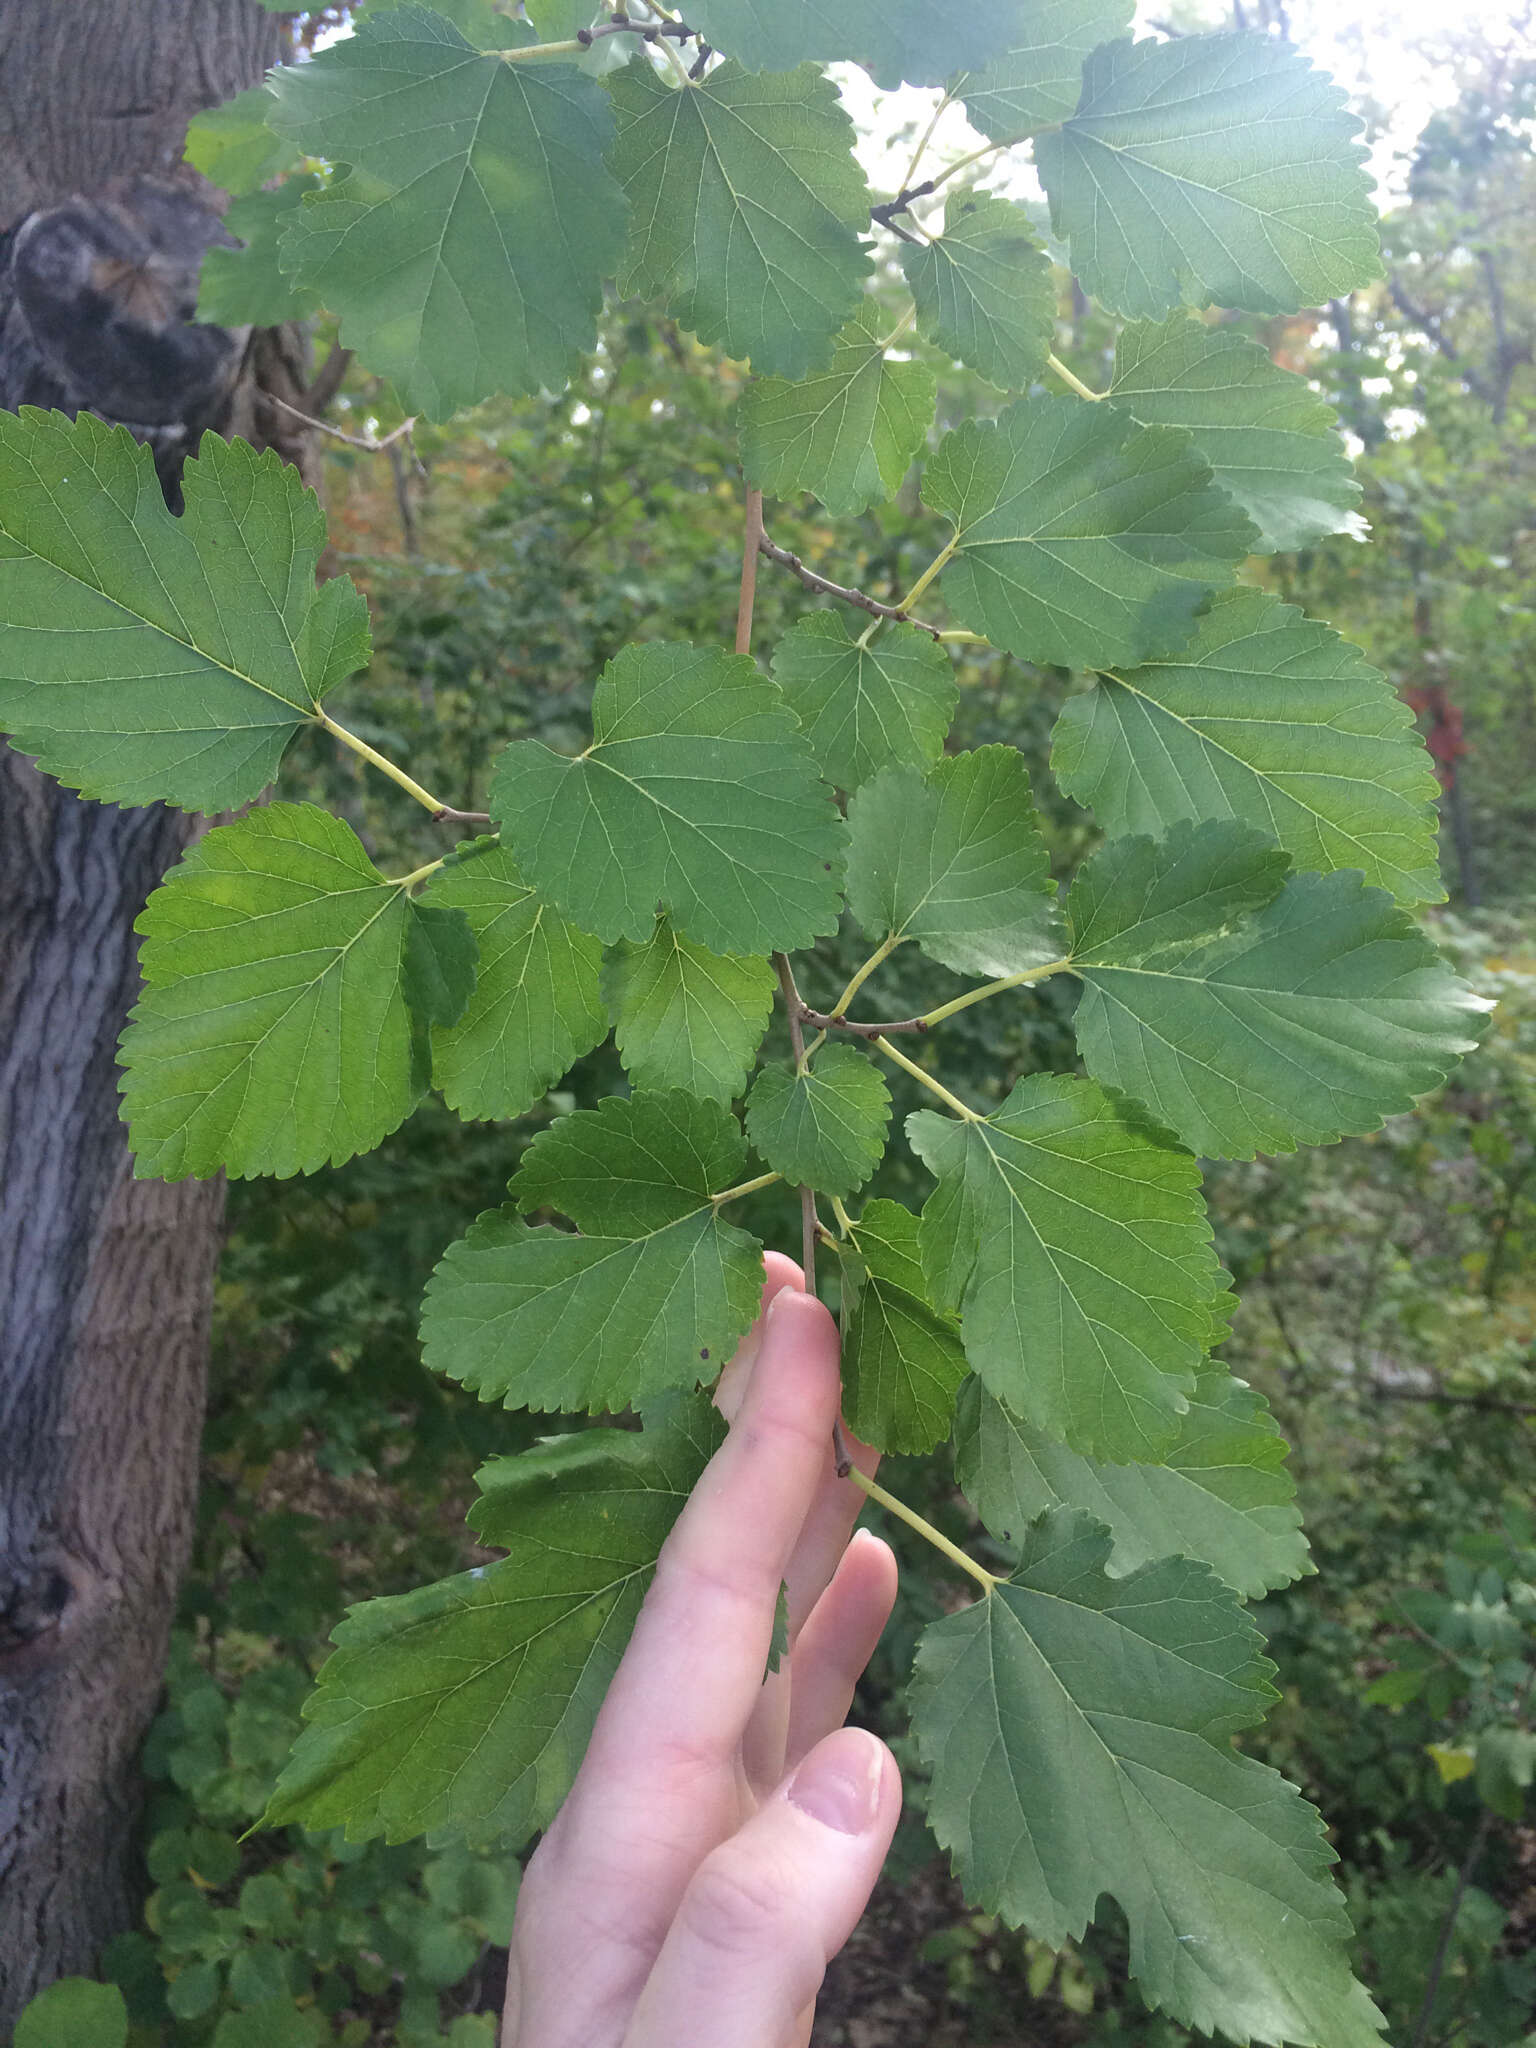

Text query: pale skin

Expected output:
[502,1253,903,2048]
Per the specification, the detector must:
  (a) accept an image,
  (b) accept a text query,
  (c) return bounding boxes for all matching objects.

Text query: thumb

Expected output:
[623,1728,900,2048]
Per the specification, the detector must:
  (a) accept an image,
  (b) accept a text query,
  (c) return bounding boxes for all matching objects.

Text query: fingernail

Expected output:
[764,1284,796,1326]
[787,1731,883,1836]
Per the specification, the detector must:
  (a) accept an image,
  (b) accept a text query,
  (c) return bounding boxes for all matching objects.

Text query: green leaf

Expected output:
[910,1076,1222,1463]
[120,802,448,1179]
[15,1981,130,2048]
[269,6,626,416]
[684,0,1021,87]
[603,918,776,1104]
[198,179,323,327]
[184,84,299,197]
[1106,317,1364,553]
[402,902,478,1033]
[909,1513,1388,2048]
[120,806,443,1181]
[1068,823,1488,1159]
[609,59,871,380]
[745,1045,892,1199]
[1068,817,1292,965]
[738,300,935,517]
[923,396,1257,671]
[421,840,606,1123]
[1035,34,1381,319]
[489,642,845,956]
[1052,589,1443,906]
[420,1093,763,1412]
[955,1369,1310,1597]
[899,195,1055,392]
[262,1398,724,1846]
[769,613,956,794]
[844,748,1060,978]
[0,415,367,813]
[840,1200,967,1454]
[956,0,1135,141]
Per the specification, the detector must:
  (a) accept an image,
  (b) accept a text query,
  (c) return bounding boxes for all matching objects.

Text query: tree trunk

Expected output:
[0,3,300,2021]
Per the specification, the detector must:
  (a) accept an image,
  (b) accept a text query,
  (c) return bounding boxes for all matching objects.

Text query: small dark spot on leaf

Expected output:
[699,1348,710,1360]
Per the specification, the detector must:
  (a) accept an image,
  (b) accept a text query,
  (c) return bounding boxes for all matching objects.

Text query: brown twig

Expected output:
[736,488,764,655]
[799,1005,927,1038]
[758,532,949,642]
[870,178,937,227]
[266,391,418,455]
[431,805,493,828]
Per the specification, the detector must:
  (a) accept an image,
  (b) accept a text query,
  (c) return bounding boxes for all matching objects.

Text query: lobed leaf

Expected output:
[1069,822,1488,1158]
[421,840,607,1123]
[924,396,1258,671]
[261,1398,724,1846]
[745,1045,892,1199]
[1036,34,1381,319]
[909,1512,1388,2047]
[840,1200,967,1453]
[609,59,870,381]
[119,806,449,1181]
[956,0,1135,140]
[420,1093,763,1413]
[604,918,776,1105]
[955,1370,1310,1597]
[184,83,298,196]
[769,612,956,794]
[1106,316,1364,553]
[197,179,322,328]
[269,6,626,417]
[1053,589,1443,905]
[738,301,935,517]
[0,414,367,813]
[899,195,1055,392]
[683,0,1022,88]
[910,1074,1224,1463]
[489,641,845,957]
[844,748,1061,978]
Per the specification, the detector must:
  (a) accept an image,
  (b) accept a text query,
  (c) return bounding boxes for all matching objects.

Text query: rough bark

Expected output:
[0,1,294,2021]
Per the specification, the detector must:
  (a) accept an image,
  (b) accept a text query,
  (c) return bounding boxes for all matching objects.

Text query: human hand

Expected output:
[502,1254,902,2048]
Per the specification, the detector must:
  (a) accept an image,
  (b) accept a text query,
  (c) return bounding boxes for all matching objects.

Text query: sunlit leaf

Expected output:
[609,58,870,380]
[604,918,776,1104]
[0,414,367,813]
[769,613,956,794]
[1052,589,1442,905]
[746,1044,891,1198]
[845,748,1060,978]
[840,1200,967,1453]
[910,1074,1223,1462]
[738,300,935,516]
[420,1092,763,1412]
[924,395,1257,670]
[261,1397,724,1845]
[421,840,607,1123]
[1036,34,1381,318]
[1106,316,1364,552]
[955,1369,1310,1596]
[1068,822,1488,1158]
[184,83,298,196]
[269,6,626,416]
[490,642,845,956]
[120,806,441,1181]
[197,179,322,327]
[899,195,1055,392]
[956,0,1135,140]
[684,0,1022,88]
